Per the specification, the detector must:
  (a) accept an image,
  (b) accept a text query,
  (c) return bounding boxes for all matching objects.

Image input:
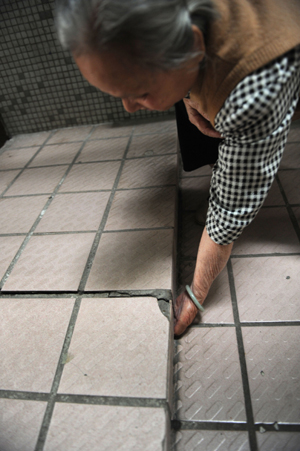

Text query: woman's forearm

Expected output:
[192,227,233,304]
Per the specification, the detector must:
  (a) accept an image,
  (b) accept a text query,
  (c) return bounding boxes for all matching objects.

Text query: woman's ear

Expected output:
[191,24,205,61]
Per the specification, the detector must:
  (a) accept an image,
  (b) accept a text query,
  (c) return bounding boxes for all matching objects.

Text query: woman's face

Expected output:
[74,48,202,113]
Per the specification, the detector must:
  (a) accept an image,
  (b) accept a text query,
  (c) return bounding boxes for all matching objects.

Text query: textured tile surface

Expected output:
[133,120,176,135]
[293,206,300,227]
[287,125,300,142]
[47,126,93,144]
[5,166,68,196]
[256,432,300,451]
[77,137,128,162]
[180,176,211,211]
[0,170,21,195]
[173,431,250,451]
[118,155,177,189]
[3,234,95,291]
[0,147,39,170]
[175,327,246,421]
[89,124,133,139]
[181,165,212,178]
[180,211,203,258]
[86,230,174,290]
[29,142,82,167]
[0,236,25,281]
[178,261,234,324]
[0,399,46,451]
[105,187,176,230]
[280,142,300,169]
[0,195,47,233]
[45,404,166,451]
[278,170,300,204]
[7,131,50,148]
[60,161,120,192]
[242,326,300,423]
[233,207,300,254]
[0,298,74,391]
[262,179,285,206]
[59,297,169,397]
[127,133,177,158]
[232,256,300,322]
[35,192,110,232]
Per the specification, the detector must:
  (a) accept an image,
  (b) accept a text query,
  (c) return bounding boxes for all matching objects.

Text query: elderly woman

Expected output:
[55,0,300,335]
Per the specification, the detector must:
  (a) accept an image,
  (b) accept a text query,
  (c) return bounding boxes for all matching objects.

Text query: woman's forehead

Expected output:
[74,51,155,96]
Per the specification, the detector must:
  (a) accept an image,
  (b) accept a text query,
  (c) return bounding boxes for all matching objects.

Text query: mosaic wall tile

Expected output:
[0,1,174,136]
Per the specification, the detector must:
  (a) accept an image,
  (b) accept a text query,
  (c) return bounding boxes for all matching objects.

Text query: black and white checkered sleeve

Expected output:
[206,45,300,245]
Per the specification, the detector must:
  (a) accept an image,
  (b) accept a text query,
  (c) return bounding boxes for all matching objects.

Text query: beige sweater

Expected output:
[190,0,300,125]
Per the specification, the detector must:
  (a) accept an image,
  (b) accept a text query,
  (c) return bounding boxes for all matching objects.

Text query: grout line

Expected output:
[0,290,173,299]
[231,252,300,258]
[180,252,300,263]
[49,189,112,194]
[34,297,82,451]
[0,168,35,173]
[103,227,174,233]
[186,323,235,328]
[174,420,247,431]
[0,390,49,402]
[31,231,98,236]
[276,174,300,244]
[1,194,56,199]
[173,420,300,433]
[180,174,212,179]
[77,131,134,291]
[240,321,300,327]
[0,127,97,291]
[0,388,168,409]
[55,394,167,408]
[116,184,177,190]
[0,233,27,237]
[0,185,176,198]
[189,321,300,327]
[254,423,300,432]
[277,167,300,171]
[22,163,75,169]
[227,259,258,451]
[125,152,176,160]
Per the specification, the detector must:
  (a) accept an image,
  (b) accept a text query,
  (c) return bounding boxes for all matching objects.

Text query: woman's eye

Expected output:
[139,94,148,100]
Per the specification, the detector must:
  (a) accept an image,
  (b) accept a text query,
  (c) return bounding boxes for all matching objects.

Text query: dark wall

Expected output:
[0,0,174,136]
[0,114,9,148]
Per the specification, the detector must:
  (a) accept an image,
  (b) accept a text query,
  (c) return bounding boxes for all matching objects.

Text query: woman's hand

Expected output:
[183,98,222,138]
[174,228,233,336]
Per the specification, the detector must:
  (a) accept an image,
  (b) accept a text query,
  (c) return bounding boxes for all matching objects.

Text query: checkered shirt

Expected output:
[206,45,300,245]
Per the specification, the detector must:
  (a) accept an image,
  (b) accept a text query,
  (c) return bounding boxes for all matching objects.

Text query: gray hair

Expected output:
[55,0,215,70]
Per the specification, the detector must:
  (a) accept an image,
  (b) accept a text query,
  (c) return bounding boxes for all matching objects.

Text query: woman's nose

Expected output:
[122,98,143,113]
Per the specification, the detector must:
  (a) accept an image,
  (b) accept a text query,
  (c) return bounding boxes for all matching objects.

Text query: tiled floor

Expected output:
[173,121,300,450]
[1,119,300,451]
[0,120,177,451]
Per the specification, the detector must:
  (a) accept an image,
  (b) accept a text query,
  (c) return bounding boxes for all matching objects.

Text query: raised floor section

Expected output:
[0,119,177,451]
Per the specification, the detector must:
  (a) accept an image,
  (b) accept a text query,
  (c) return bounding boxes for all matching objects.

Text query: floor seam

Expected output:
[0,126,97,290]
[227,259,258,451]
[34,296,82,451]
